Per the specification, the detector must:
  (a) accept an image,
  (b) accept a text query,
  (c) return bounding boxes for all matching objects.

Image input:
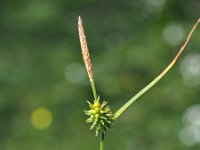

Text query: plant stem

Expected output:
[91,79,98,101]
[114,18,200,119]
[100,132,104,150]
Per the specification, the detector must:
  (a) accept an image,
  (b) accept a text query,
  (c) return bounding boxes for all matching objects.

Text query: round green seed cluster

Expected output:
[85,97,114,136]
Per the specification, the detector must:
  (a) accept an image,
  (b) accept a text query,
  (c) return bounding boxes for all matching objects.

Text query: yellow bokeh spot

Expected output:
[31,107,53,130]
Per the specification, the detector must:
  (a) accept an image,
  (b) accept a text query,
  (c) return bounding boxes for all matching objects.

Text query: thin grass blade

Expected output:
[114,18,200,119]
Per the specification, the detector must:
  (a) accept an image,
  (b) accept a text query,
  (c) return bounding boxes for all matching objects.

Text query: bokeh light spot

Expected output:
[179,105,200,146]
[31,107,53,130]
[145,0,166,14]
[183,105,200,126]
[162,23,185,46]
[180,53,200,86]
[65,63,85,83]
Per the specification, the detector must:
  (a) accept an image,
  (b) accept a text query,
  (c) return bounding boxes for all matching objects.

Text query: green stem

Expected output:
[113,18,200,119]
[100,132,104,150]
[91,79,98,101]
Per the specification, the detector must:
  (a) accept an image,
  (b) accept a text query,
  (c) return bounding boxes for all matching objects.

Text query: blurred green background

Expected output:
[0,0,200,149]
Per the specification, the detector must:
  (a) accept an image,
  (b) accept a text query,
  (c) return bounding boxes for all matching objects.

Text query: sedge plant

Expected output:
[78,16,200,150]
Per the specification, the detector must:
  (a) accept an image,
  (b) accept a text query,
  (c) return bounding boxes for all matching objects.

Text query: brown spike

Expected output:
[78,16,93,82]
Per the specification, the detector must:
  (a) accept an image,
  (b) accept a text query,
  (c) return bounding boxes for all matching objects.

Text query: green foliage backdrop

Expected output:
[0,0,200,149]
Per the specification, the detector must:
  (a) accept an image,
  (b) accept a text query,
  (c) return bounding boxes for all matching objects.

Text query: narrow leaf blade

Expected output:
[114,18,200,119]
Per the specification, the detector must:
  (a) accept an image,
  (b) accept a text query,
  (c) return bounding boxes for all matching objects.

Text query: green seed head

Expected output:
[85,96,114,136]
